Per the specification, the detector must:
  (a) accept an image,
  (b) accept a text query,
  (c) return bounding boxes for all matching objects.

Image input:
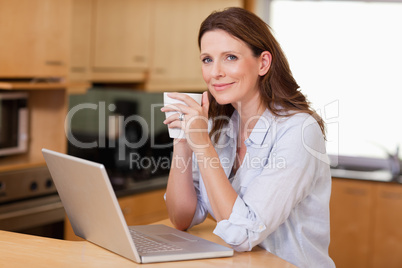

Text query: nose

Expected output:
[211,62,225,78]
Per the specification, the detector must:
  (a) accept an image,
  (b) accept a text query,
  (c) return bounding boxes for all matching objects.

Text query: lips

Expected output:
[212,82,235,91]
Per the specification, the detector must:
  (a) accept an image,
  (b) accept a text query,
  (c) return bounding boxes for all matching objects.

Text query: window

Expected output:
[267,0,402,160]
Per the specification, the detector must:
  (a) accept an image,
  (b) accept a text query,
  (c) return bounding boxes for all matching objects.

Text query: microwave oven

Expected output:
[0,92,29,157]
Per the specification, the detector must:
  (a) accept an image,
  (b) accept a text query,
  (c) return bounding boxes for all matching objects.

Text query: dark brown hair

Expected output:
[198,7,325,141]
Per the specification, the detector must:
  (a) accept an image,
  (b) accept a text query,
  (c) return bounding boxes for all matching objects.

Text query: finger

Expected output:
[161,103,193,114]
[166,119,184,130]
[166,93,201,107]
[163,112,183,125]
[201,91,209,115]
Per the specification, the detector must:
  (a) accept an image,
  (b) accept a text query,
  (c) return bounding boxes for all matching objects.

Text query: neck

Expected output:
[232,94,265,140]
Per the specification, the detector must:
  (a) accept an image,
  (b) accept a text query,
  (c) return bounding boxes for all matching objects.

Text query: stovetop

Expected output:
[0,166,57,204]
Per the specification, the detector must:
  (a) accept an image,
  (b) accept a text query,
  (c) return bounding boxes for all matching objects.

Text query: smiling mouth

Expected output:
[212,82,235,91]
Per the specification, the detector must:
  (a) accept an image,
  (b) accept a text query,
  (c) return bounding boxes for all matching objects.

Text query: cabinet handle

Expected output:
[45,60,64,66]
[71,67,86,73]
[381,191,402,200]
[154,68,166,74]
[344,187,367,196]
[132,56,145,62]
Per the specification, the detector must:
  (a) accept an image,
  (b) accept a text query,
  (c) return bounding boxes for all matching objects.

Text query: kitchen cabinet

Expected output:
[330,178,402,268]
[0,0,71,78]
[90,0,151,82]
[68,0,243,89]
[119,188,169,226]
[372,184,402,267]
[0,0,250,87]
[64,188,168,241]
[329,178,375,268]
[146,0,243,92]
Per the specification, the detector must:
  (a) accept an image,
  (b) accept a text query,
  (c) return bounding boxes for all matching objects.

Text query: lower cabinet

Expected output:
[118,188,169,226]
[64,188,168,241]
[330,178,402,268]
[371,184,402,267]
[329,178,374,267]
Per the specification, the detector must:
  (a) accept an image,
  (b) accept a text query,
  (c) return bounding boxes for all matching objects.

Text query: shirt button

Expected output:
[259,225,264,230]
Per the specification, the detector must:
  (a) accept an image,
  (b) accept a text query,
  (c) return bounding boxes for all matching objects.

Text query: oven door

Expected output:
[0,195,65,238]
[0,166,65,238]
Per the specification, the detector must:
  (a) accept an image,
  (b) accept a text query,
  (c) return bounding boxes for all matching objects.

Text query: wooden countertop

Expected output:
[0,218,295,267]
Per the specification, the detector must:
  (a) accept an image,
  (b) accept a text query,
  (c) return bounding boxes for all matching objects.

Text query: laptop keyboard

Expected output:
[129,229,183,254]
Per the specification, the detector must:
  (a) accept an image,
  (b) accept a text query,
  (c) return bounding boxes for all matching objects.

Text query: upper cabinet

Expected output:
[90,0,151,82]
[0,0,71,78]
[77,0,242,91]
[146,0,243,92]
[0,0,244,90]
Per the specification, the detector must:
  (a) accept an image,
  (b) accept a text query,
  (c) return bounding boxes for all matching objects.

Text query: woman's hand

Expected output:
[162,92,211,152]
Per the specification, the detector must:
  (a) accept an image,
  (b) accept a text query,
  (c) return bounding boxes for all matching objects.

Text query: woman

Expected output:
[162,7,335,268]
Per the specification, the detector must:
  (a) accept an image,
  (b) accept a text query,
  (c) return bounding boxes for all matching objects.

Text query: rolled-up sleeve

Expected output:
[213,196,266,251]
[188,197,208,229]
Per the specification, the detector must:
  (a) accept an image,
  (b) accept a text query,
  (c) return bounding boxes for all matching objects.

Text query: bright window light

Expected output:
[269,0,402,159]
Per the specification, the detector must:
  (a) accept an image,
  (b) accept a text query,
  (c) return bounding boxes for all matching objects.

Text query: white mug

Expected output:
[163,92,202,139]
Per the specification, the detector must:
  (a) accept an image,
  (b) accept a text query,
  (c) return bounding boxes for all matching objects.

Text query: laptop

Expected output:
[42,148,233,263]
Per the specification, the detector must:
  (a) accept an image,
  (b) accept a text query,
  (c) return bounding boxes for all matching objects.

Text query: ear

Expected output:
[258,51,272,76]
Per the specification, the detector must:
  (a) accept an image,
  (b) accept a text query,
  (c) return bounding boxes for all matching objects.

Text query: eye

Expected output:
[226,55,238,61]
[201,57,212,64]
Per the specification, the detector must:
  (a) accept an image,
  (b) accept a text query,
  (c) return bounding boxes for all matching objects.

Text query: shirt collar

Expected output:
[247,109,272,146]
[222,109,273,146]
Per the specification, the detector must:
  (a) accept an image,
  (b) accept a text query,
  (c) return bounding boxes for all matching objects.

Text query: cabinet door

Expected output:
[119,188,168,226]
[92,0,151,70]
[371,184,402,268]
[70,0,92,82]
[329,178,375,268]
[146,0,242,91]
[0,0,70,78]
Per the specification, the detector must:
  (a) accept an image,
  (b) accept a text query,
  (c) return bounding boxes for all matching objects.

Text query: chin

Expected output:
[213,97,235,106]
[209,91,230,105]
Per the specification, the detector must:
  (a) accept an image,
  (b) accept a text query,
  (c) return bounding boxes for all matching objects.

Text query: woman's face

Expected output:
[200,30,269,108]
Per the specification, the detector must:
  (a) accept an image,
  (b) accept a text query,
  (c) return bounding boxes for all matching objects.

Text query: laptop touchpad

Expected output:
[158,234,197,242]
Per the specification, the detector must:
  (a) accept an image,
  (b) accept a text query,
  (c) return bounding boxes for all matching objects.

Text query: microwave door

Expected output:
[0,99,19,149]
[0,93,28,156]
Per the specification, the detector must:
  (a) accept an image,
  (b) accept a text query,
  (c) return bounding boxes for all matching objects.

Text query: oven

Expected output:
[0,166,65,238]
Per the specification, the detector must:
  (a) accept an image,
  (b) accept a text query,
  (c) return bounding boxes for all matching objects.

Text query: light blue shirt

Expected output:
[189,109,335,268]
